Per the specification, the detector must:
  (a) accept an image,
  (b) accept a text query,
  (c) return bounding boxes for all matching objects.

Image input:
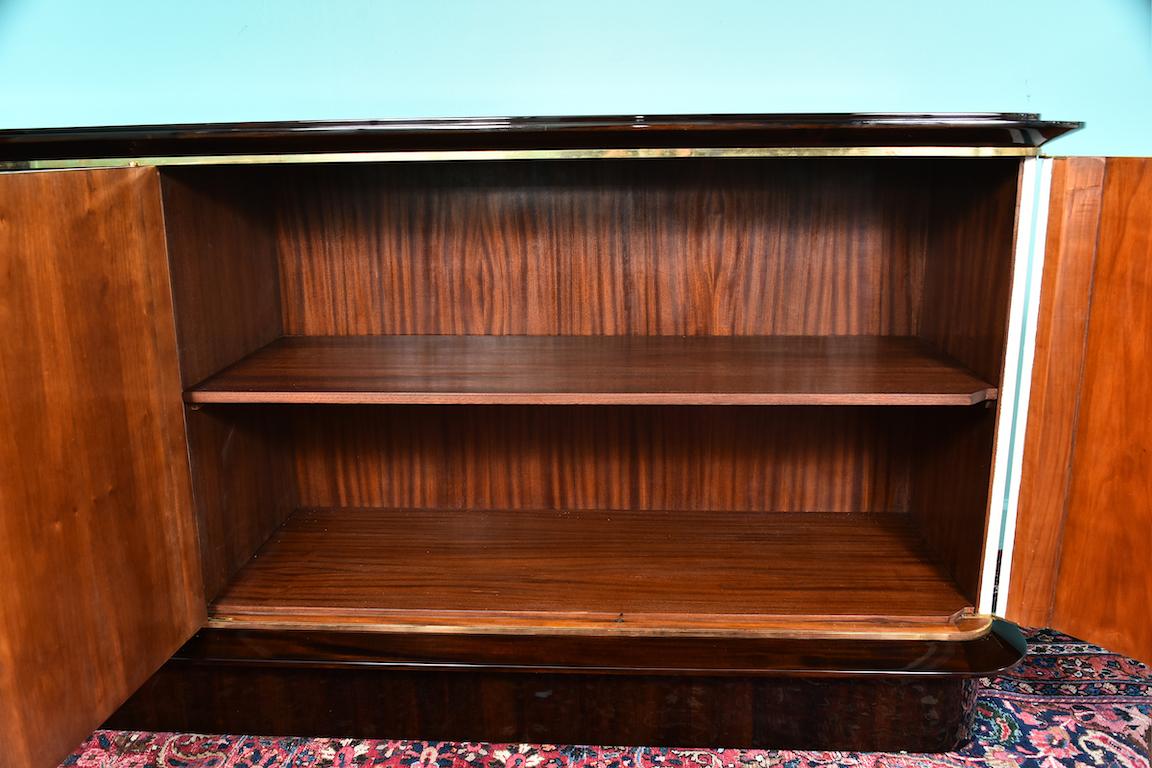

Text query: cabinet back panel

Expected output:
[267,159,938,336]
[154,157,1020,604]
[289,406,911,513]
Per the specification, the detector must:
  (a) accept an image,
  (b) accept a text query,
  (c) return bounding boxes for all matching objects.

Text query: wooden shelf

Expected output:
[187,335,997,406]
[209,507,979,640]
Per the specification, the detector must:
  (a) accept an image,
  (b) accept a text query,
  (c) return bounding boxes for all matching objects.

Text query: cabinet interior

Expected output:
[160,157,1020,639]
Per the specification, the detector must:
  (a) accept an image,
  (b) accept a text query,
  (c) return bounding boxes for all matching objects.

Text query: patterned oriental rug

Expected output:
[63,629,1152,768]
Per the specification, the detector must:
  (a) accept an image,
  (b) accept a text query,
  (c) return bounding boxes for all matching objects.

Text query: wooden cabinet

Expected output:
[0,114,1083,766]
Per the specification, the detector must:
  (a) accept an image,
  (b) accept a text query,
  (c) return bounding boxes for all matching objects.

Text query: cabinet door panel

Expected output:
[1009,157,1152,663]
[0,168,204,768]
[1006,158,1106,627]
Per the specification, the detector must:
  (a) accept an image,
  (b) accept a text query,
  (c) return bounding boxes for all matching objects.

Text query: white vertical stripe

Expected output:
[979,157,1050,614]
[991,158,1054,615]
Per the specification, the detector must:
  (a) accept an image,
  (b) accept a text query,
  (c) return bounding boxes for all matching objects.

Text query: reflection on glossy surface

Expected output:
[106,622,1023,751]
[0,113,1082,165]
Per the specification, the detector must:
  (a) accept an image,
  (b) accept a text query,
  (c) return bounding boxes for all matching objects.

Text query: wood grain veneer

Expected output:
[0,168,204,768]
[158,168,300,599]
[919,159,1020,384]
[910,159,1021,600]
[185,408,298,601]
[908,407,997,601]
[109,658,983,751]
[1006,158,1106,627]
[154,156,1019,643]
[1050,158,1152,663]
[0,117,1059,756]
[121,624,1024,676]
[105,624,1028,751]
[209,508,973,638]
[270,159,936,337]
[187,335,997,405]
[1006,158,1152,662]
[288,406,913,514]
[161,168,283,387]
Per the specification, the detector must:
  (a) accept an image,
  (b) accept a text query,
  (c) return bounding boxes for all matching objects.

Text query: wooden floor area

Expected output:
[209,508,978,639]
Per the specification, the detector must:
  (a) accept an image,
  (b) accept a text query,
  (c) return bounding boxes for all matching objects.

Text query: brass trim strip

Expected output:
[0,145,1037,171]
[206,611,995,642]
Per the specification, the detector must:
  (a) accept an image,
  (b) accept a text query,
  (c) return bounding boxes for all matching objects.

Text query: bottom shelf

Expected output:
[210,507,979,640]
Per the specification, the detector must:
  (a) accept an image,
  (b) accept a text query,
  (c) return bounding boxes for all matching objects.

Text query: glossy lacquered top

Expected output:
[0,113,1081,163]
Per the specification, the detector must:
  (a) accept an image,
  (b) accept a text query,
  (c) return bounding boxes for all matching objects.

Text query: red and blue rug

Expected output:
[62,629,1152,768]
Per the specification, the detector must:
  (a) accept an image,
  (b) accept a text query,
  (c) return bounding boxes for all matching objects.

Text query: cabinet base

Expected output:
[106,623,1025,752]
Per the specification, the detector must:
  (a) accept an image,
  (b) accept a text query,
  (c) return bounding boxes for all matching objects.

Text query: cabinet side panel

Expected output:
[1051,158,1152,663]
[291,406,911,514]
[919,160,1021,383]
[908,408,997,602]
[160,168,283,386]
[159,169,296,600]
[186,407,299,601]
[1005,158,1105,627]
[0,168,204,768]
[911,160,1021,601]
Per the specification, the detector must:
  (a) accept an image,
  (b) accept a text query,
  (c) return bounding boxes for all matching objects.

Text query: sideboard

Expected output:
[0,114,1089,767]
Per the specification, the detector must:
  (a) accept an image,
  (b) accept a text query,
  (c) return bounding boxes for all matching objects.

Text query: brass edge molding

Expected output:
[204,619,994,642]
[206,613,996,642]
[0,145,1037,171]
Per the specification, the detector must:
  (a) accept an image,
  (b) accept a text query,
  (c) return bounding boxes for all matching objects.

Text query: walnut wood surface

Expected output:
[161,169,284,387]
[185,408,299,601]
[106,624,1026,750]
[287,406,914,514]
[209,507,972,638]
[908,407,998,602]
[137,623,1024,677]
[919,159,1020,383]
[0,131,1038,754]
[268,160,937,337]
[0,113,1081,163]
[1006,158,1106,627]
[1050,158,1152,663]
[188,335,997,405]
[909,160,1021,599]
[0,168,203,768]
[159,169,298,600]
[109,661,981,751]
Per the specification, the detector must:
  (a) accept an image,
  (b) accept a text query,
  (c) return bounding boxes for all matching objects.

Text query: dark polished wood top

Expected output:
[0,113,1080,162]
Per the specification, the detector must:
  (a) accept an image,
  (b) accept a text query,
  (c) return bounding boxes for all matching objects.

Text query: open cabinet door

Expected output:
[0,168,204,768]
[1008,157,1152,663]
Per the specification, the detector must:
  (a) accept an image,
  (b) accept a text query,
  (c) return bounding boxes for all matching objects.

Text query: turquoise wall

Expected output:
[1,0,1148,155]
